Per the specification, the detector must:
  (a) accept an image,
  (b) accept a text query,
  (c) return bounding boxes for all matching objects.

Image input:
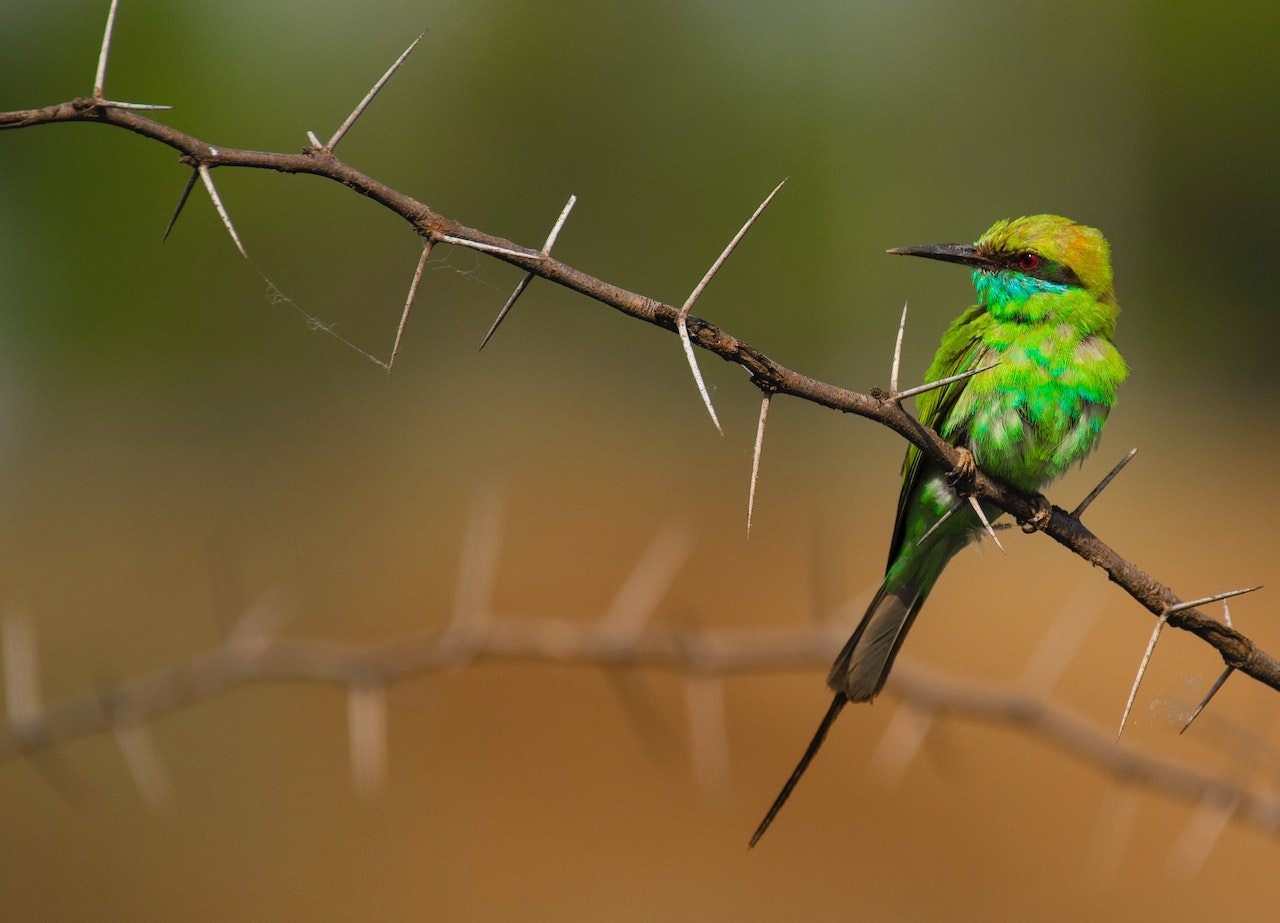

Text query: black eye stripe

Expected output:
[1041,262,1083,287]
[1002,252,1083,288]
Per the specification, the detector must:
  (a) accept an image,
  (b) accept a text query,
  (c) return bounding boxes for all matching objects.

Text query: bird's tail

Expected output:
[749,692,846,848]
[827,533,965,702]
[749,534,967,846]
[825,581,928,703]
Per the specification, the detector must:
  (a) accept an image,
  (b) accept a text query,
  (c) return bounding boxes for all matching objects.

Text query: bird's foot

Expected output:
[1019,493,1052,533]
[947,447,977,495]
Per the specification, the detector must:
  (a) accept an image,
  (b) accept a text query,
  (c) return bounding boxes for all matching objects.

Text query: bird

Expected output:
[749,214,1128,847]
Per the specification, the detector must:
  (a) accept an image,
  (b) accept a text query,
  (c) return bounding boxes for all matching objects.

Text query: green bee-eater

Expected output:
[750,214,1127,846]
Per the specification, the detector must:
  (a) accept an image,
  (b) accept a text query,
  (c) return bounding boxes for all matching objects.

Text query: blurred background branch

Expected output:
[5,567,1280,858]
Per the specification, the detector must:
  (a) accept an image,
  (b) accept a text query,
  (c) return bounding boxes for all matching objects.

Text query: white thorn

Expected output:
[93,0,121,99]
[479,194,576,350]
[480,273,534,351]
[677,315,722,433]
[198,164,247,259]
[388,240,432,371]
[747,394,771,535]
[676,179,786,433]
[895,361,999,402]
[1166,586,1262,615]
[97,100,174,111]
[967,495,1005,554]
[889,301,908,396]
[436,234,541,260]
[1179,666,1234,734]
[1117,611,1170,739]
[916,499,961,547]
[542,193,577,252]
[1072,447,1138,518]
[327,34,424,151]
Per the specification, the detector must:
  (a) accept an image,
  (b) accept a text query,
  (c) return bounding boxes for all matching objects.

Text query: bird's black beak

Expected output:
[886,242,994,270]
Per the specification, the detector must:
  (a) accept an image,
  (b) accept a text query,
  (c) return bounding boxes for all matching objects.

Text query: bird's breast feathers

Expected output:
[948,326,1124,491]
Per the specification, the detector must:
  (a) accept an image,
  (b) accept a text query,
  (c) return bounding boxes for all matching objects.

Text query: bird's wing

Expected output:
[886,304,989,570]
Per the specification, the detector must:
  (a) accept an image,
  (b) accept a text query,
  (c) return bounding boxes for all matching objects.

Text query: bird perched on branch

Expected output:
[751,214,1127,846]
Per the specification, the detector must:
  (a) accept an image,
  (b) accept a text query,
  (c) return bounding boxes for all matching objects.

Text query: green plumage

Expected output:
[751,215,1127,847]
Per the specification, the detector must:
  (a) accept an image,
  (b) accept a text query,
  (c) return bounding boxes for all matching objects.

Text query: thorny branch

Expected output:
[5,95,1267,696]
[1,4,1275,809]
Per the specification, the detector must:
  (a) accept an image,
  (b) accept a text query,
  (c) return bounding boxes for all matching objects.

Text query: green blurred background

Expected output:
[2,0,1278,919]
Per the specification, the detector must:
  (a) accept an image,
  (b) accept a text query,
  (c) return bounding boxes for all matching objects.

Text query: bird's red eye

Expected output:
[1018,252,1040,271]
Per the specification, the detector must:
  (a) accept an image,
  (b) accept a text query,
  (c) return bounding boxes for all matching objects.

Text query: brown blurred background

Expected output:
[2,0,1279,919]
